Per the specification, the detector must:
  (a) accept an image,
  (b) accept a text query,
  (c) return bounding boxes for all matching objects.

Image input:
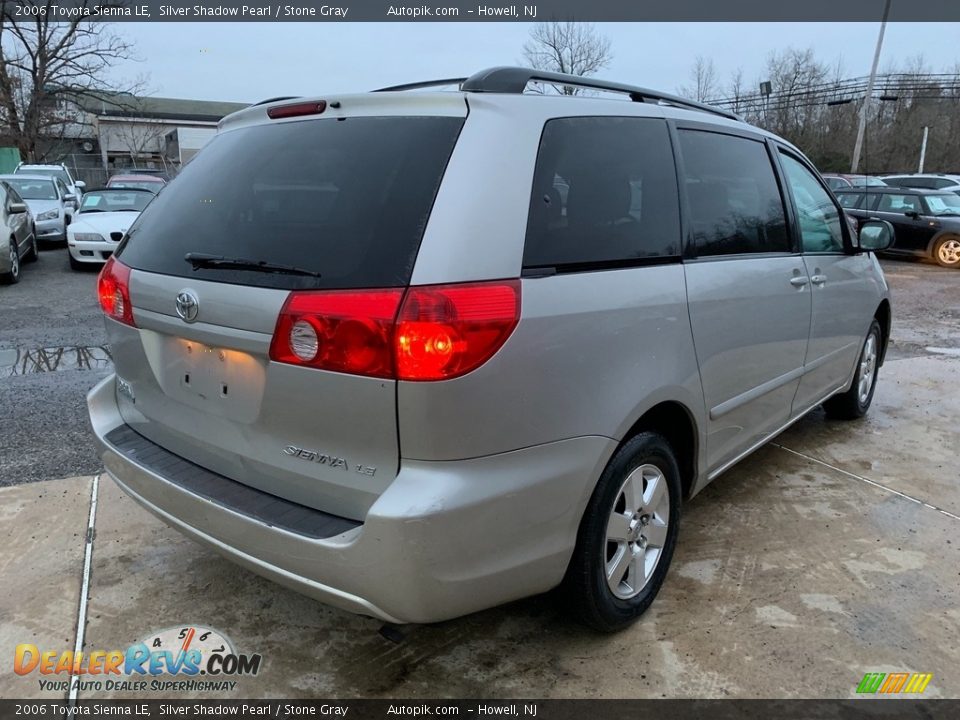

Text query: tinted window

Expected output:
[836,191,867,209]
[523,117,680,269]
[779,154,844,253]
[877,193,921,213]
[678,130,789,256]
[117,116,464,290]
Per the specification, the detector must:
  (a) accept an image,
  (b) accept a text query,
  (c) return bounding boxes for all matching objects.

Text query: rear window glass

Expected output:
[116,116,464,289]
[523,117,681,270]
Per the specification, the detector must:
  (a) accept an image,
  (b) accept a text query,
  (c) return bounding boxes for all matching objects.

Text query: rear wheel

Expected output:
[2,240,20,284]
[823,320,881,420]
[933,236,960,268]
[565,432,681,632]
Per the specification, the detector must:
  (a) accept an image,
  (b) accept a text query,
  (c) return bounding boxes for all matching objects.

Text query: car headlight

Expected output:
[37,209,59,220]
[73,233,105,242]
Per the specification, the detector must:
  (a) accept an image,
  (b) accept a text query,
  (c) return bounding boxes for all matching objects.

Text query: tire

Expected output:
[823,320,882,420]
[2,240,21,284]
[68,252,84,271]
[932,236,960,268]
[24,231,38,263]
[564,431,682,632]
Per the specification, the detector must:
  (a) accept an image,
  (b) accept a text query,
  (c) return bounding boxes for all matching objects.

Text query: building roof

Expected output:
[76,92,248,123]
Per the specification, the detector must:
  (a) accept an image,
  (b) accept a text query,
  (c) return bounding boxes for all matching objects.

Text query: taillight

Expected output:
[269,280,521,381]
[97,257,136,327]
[269,289,404,378]
[396,281,520,381]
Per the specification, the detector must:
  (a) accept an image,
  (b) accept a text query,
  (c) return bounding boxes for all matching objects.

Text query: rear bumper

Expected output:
[87,374,615,623]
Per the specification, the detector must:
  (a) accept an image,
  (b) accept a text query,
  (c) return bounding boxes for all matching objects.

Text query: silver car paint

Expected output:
[87,89,891,622]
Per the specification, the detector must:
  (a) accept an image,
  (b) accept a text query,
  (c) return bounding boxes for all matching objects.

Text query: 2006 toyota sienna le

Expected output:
[87,67,894,631]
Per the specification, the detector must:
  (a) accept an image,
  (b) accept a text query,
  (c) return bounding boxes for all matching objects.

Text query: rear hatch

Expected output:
[105,101,465,520]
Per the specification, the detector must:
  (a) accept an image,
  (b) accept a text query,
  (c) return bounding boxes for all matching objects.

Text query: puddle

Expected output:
[0,345,113,377]
[925,346,960,357]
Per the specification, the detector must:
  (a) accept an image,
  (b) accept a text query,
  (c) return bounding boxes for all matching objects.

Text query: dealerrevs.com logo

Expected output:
[14,626,262,693]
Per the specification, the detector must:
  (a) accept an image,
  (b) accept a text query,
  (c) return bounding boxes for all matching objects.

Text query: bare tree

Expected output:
[0,1,142,162]
[522,21,612,94]
[679,56,719,102]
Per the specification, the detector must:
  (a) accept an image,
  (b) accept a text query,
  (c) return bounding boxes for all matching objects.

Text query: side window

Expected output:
[779,153,845,253]
[678,130,789,256]
[835,192,864,209]
[523,117,681,269]
[877,193,921,213]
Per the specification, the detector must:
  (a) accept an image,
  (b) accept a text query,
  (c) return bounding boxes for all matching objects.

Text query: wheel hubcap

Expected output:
[604,463,670,600]
[858,334,877,405]
[938,239,960,265]
[9,246,17,277]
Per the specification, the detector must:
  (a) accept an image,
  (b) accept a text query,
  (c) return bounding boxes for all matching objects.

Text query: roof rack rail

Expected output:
[374,78,467,93]
[252,96,301,106]
[461,66,740,121]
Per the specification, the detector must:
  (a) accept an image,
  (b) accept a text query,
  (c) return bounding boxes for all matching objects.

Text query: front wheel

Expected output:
[933,236,960,268]
[564,432,682,632]
[823,320,882,420]
[2,241,20,284]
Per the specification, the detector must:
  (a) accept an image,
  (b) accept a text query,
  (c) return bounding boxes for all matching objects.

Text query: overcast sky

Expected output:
[109,23,960,103]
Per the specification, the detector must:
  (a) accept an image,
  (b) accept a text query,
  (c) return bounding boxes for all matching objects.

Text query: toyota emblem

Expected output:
[175,290,200,323]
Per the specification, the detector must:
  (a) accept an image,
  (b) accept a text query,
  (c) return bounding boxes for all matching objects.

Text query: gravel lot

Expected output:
[0,249,957,487]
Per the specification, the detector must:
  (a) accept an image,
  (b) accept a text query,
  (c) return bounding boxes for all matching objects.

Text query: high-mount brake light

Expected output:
[267,101,327,119]
[97,256,136,327]
[269,281,521,381]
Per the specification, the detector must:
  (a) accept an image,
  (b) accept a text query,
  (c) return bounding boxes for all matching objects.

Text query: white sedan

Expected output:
[67,188,154,270]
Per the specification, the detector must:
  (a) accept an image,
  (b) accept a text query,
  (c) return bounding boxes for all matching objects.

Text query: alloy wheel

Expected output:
[858,334,877,405]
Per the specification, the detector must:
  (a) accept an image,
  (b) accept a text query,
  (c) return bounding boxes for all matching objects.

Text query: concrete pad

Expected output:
[82,438,959,699]
[777,355,960,516]
[0,476,92,699]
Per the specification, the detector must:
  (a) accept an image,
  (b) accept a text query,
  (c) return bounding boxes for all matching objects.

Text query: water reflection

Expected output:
[0,345,113,377]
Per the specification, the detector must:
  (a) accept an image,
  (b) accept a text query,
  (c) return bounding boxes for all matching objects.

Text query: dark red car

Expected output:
[105,174,167,193]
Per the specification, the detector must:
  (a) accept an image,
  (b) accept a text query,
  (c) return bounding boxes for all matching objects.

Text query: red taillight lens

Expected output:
[267,101,327,119]
[97,257,136,327]
[396,281,520,381]
[269,289,404,378]
[270,281,521,380]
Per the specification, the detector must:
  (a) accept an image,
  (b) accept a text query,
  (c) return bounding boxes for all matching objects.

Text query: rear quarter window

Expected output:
[116,116,464,290]
[523,117,681,270]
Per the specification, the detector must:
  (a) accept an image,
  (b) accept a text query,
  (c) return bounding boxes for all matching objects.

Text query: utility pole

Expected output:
[851,0,892,174]
[918,126,929,173]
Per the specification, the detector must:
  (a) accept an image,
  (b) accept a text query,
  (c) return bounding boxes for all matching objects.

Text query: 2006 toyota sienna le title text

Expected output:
[87,67,894,632]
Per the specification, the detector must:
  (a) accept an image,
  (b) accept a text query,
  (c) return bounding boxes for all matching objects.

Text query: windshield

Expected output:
[79,190,154,213]
[116,115,465,290]
[4,178,57,200]
[107,180,163,192]
[925,194,960,215]
[16,167,70,185]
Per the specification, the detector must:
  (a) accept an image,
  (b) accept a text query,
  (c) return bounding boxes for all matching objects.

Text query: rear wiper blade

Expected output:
[184,252,321,278]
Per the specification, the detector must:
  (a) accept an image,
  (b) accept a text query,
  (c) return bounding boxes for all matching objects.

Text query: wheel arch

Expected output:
[619,400,699,502]
[874,298,891,366]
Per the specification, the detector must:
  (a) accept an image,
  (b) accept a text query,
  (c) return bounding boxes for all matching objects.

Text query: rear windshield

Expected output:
[116,116,464,289]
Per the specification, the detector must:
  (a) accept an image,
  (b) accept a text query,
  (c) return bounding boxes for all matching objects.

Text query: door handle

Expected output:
[810,274,827,285]
[789,276,809,287]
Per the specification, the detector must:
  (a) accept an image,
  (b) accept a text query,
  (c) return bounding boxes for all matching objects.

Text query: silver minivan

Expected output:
[87,68,894,631]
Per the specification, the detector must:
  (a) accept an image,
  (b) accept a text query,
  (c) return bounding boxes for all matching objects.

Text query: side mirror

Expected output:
[63,193,76,203]
[8,202,27,214]
[858,219,895,252]
[74,181,86,189]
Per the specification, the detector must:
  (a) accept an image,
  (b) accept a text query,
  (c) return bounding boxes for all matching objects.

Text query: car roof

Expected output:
[84,186,155,193]
[109,174,165,182]
[837,186,954,195]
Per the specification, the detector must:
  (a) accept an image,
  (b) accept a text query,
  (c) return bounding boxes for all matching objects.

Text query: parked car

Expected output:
[0,174,75,243]
[86,67,894,631]
[106,174,167,193]
[822,173,888,190]
[836,186,960,267]
[15,162,85,207]
[67,188,154,270]
[880,173,960,196]
[0,180,38,284]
